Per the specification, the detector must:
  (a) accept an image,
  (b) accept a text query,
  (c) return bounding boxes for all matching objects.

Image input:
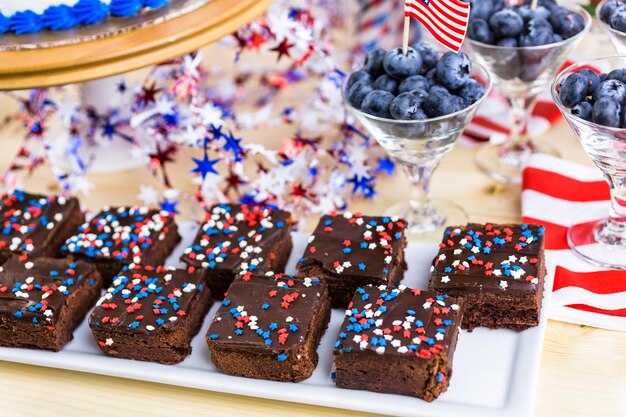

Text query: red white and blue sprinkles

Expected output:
[90,264,205,346]
[63,206,174,264]
[333,285,461,373]
[208,272,325,363]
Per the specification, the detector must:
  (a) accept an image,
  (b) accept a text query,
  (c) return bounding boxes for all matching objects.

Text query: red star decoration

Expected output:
[249,33,266,50]
[223,171,245,197]
[139,82,162,106]
[289,183,309,205]
[270,38,294,61]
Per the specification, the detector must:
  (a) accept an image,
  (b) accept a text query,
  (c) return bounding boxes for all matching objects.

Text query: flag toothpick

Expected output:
[530,0,539,9]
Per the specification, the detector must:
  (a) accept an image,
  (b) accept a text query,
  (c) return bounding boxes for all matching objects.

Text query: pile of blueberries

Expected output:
[345,42,485,120]
[599,0,626,32]
[466,0,586,47]
[558,68,626,128]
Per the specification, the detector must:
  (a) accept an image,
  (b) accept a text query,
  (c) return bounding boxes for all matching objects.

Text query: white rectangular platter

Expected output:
[0,222,552,417]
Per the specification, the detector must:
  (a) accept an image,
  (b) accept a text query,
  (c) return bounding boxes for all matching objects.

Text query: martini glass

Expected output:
[466,5,592,184]
[552,56,626,269]
[597,0,626,55]
[343,63,492,239]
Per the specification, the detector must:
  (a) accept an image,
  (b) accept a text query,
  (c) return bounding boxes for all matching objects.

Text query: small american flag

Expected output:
[404,0,470,52]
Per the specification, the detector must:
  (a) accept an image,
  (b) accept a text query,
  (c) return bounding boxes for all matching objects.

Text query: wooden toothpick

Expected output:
[530,0,539,10]
[402,16,410,55]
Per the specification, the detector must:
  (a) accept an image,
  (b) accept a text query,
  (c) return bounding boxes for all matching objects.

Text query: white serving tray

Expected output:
[0,222,553,417]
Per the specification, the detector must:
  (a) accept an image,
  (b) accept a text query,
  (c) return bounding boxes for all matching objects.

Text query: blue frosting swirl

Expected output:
[73,0,110,25]
[143,0,170,8]
[0,13,9,34]
[43,5,78,30]
[110,0,143,17]
[9,11,44,35]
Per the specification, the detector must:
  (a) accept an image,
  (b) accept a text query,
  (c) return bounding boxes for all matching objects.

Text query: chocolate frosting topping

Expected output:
[0,256,98,326]
[89,264,207,334]
[208,273,327,354]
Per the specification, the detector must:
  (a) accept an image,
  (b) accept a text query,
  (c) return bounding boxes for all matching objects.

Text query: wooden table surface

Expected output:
[0,44,625,417]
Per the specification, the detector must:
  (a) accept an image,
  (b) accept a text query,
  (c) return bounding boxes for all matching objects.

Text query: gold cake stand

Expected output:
[0,0,273,90]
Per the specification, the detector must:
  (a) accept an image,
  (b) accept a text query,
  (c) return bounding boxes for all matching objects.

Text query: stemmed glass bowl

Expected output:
[597,0,626,55]
[343,63,492,239]
[466,5,592,184]
[552,56,626,269]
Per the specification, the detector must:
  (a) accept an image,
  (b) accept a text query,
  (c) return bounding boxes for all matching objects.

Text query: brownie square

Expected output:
[296,212,407,307]
[0,256,102,351]
[429,223,547,332]
[333,285,464,402]
[206,272,331,382]
[63,206,181,284]
[180,204,293,300]
[0,190,84,263]
[89,264,212,364]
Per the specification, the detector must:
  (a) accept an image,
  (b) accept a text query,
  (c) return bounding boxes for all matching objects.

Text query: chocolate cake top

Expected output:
[0,256,99,326]
[208,272,327,361]
[430,223,545,295]
[0,190,79,257]
[297,212,406,278]
[180,204,291,272]
[63,206,175,263]
[334,285,463,365]
[89,264,207,334]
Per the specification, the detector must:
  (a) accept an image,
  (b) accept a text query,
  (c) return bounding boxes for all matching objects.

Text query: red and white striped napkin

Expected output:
[522,154,626,332]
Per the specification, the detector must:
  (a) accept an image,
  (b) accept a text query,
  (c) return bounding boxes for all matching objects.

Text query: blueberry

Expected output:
[458,79,486,105]
[467,0,494,21]
[374,74,399,94]
[592,97,621,127]
[383,47,422,79]
[571,101,592,121]
[554,12,586,38]
[426,67,437,84]
[593,79,626,106]
[398,75,431,94]
[516,5,551,22]
[348,70,371,88]
[611,9,626,32]
[497,37,518,47]
[429,85,449,95]
[608,68,626,84]
[390,92,427,120]
[424,90,457,117]
[599,73,609,83]
[520,26,553,46]
[363,48,386,77]
[559,73,588,107]
[435,51,472,90]
[468,19,494,44]
[621,106,626,128]
[347,81,373,109]
[527,18,553,33]
[600,0,626,24]
[413,42,439,70]
[577,68,601,95]
[552,34,564,43]
[361,90,395,118]
[489,9,524,38]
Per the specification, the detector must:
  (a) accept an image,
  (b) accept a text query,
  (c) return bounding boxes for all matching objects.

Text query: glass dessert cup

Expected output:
[552,56,626,269]
[342,64,492,240]
[466,5,592,184]
[597,0,626,55]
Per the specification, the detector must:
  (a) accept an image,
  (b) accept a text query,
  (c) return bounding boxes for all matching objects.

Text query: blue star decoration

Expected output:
[348,175,375,198]
[191,152,220,180]
[376,158,395,176]
[161,199,178,214]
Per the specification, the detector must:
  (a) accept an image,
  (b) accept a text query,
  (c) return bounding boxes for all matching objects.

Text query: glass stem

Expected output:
[600,174,626,244]
[403,160,438,218]
[507,95,538,147]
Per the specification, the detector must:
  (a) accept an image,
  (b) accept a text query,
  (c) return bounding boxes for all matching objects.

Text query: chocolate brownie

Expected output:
[63,206,181,284]
[206,272,331,382]
[296,212,407,307]
[429,223,546,332]
[333,285,464,402]
[0,190,84,263]
[89,264,212,365]
[0,256,102,351]
[180,204,293,300]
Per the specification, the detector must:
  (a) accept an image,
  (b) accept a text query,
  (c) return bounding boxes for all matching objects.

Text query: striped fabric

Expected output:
[522,154,626,332]
[404,0,470,52]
